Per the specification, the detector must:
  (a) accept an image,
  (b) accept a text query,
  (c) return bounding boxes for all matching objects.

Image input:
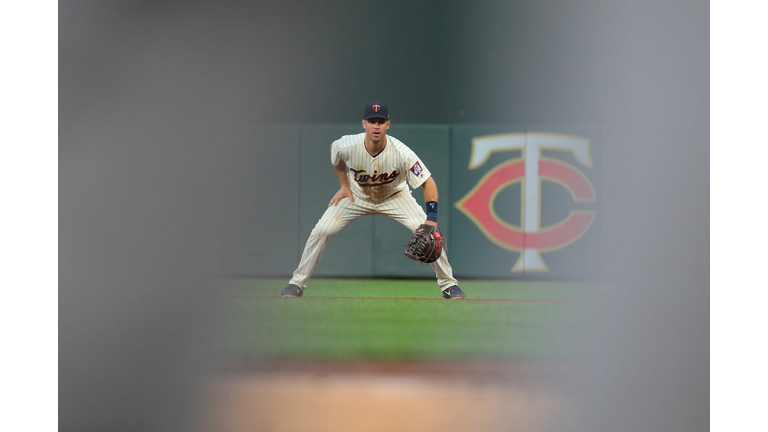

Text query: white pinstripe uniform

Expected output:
[288,132,458,292]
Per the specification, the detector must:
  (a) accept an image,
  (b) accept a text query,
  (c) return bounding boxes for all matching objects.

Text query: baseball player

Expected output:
[282,102,466,299]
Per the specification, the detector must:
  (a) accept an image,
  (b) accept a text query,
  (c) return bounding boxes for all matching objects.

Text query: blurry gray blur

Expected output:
[60,1,708,431]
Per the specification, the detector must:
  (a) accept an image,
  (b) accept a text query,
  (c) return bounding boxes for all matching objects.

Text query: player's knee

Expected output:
[407,220,422,232]
[310,224,339,240]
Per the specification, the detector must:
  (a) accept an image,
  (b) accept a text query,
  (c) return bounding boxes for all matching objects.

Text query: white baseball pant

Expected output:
[289,191,458,291]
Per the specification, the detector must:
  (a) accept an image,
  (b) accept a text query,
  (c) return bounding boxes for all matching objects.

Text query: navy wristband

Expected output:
[425,201,438,222]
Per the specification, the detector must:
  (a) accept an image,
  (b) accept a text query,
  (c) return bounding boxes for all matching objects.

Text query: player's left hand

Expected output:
[423,220,437,226]
[403,223,445,263]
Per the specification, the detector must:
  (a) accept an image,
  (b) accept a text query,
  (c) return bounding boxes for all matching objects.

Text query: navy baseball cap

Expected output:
[363,102,389,120]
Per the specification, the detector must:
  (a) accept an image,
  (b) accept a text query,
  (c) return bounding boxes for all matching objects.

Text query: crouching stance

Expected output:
[282,102,465,300]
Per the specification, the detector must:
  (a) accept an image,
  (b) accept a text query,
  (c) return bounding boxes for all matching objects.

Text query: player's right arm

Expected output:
[329,143,354,206]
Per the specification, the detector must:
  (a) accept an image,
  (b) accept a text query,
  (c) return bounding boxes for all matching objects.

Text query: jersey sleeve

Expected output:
[404,148,432,189]
[330,139,345,166]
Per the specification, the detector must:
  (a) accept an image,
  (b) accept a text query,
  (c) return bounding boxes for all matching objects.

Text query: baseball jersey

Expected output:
[331,133,431,203]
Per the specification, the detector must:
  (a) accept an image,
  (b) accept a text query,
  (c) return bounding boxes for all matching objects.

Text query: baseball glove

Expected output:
[403,224,445,263]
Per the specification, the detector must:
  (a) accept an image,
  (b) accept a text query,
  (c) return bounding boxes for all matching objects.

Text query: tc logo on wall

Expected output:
[455,132,597,272]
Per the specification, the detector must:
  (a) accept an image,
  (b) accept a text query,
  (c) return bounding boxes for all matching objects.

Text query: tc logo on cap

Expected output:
[364,102,389,120]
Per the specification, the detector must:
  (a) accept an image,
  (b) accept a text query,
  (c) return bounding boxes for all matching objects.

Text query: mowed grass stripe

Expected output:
[224,294,580,303]
[220,277,601,301]
[219,278,598,361]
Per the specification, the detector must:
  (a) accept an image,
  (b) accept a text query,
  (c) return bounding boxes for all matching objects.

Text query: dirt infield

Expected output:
[198,361,567,432]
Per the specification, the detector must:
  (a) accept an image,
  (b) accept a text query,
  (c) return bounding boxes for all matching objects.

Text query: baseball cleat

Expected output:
[281,284,304,298]
[442,285,466,300]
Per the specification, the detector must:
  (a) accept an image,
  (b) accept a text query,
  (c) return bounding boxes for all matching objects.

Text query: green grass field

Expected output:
[218,278,601,362]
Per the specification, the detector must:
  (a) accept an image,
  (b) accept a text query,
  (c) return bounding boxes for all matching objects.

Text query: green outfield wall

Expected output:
[225,123,601,280]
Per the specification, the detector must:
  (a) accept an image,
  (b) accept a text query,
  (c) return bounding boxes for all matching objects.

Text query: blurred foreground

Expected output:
[200,363,565,432]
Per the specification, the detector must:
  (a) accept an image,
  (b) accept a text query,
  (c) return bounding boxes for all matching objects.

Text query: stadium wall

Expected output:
[221,123,602,280]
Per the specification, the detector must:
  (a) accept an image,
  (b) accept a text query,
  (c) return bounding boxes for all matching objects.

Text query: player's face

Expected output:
[362,118,390,144]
